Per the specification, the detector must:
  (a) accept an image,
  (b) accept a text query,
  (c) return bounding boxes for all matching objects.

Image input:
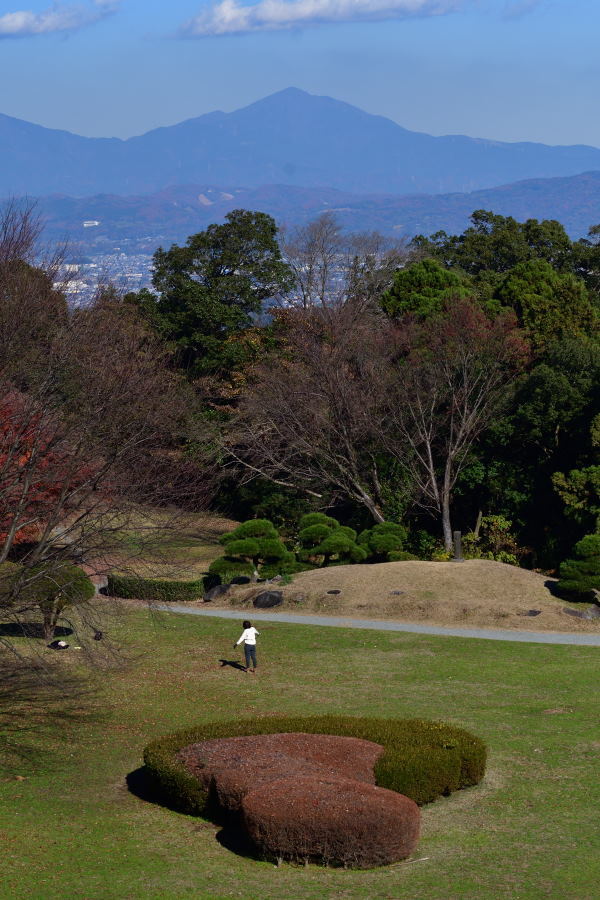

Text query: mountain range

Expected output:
[5,87,600,198]
[35,171,600,256]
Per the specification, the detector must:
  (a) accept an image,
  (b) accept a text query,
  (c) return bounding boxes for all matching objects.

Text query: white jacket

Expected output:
[236,627,260,646]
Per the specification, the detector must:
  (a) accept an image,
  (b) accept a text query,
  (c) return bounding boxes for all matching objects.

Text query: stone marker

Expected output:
[451,530,464,562]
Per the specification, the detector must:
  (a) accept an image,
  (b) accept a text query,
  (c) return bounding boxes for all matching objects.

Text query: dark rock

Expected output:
[93,630,103,641]
[230,576,251,585]
[253,590,283,609]
[584,605,600,620]
[326,590,341,595]
[562,607,586,618]
[267,574,283,583]
[203,583,231,602]
[517,609,542,617]
[390,590,405,596]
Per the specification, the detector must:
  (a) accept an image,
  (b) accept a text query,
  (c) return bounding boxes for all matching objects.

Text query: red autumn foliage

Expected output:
[0,391,96,547]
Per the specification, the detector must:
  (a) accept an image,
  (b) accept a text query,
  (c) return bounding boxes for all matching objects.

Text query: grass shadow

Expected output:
[215,823,263,861]
[544,579,564,599]
[219,658,248,672]
[0,623,72,638]
[125,765,171,807]
[125,766,262,861]
[0,655,102,769]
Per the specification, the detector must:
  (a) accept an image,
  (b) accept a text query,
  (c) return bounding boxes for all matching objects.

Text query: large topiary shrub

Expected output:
[557,533,600,601]
[208,519,296,583]
[242,773,420,868]
[143,715,487,818]
[357,522,415,562]
[297,513,367,567]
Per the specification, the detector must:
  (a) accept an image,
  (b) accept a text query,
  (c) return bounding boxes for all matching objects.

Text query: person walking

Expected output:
[234,620,260,673]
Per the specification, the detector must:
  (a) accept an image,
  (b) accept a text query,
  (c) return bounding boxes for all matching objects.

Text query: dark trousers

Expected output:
[244,644,257,668]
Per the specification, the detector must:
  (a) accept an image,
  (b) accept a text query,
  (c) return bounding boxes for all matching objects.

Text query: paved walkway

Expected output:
[164,605,600,646]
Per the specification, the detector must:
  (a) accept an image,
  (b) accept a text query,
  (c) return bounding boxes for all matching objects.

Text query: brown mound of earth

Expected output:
[242,774,420,868]
[177,732,384,811]
[177,732,420,866]
[200,559,599,633]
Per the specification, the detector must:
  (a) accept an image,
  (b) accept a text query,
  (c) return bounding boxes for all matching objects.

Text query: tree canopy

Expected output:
[131,209,294,379]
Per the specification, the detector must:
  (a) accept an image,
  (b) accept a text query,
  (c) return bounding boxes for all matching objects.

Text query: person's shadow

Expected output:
[219,658,247,672]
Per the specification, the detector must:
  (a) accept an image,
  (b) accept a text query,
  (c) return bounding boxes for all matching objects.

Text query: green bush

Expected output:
[358,523,408,562]
[315,532,367,564]
[143,715,486,816]
[461,516,522,566]
[388,550,419,561]
[298,513,340,530]
[220,519,278,541]
[298,524,332,544]
[210,518,290,583]
[557,533,600,600]
[106,574,204,603]
[297,514,366,567]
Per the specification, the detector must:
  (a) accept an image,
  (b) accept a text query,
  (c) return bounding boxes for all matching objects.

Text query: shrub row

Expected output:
[143,715,487,815]
[106,574,204,603]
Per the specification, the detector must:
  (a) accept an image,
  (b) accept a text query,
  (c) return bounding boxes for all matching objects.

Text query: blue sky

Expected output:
[0,0,596,146]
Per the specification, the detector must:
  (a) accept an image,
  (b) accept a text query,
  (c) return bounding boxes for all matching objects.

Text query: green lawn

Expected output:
[1,608,598,900]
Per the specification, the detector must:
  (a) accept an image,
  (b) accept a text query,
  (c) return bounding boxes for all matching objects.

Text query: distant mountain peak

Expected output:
[2,89,600,199]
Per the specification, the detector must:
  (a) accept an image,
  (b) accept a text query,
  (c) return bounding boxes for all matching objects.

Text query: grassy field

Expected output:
[1,606,599,900]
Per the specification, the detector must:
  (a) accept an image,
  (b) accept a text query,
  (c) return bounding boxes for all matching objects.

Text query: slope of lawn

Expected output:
[1,606,598,900]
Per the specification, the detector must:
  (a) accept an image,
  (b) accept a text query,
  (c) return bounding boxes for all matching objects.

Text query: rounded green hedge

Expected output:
[106,574,204,603]
[143,715,486,814]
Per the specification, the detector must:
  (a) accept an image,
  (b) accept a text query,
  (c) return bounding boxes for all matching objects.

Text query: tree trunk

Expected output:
[43,607,56,642]
[441,461,453,552]
[359,492,385,524]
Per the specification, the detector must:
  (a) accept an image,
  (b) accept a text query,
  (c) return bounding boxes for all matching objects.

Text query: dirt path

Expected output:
[163,605,600,646]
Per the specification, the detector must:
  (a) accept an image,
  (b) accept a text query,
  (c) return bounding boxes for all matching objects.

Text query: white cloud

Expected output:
[0,1,119,37]
[182,0,465,37]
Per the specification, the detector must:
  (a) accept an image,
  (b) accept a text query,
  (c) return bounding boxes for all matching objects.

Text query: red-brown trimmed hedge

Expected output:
[242,774,420,868]
[176,732,383,812]
[143,715,486,815]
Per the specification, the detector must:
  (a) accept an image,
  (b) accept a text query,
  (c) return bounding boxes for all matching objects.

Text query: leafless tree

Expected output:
[226,294,527,546]
[384,299,529,550]
[281,213,406,310]
[0,205,212,655]
[224,302,392,522]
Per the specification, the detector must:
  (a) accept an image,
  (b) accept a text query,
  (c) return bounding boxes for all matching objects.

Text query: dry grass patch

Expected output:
[209,559,600,633]
[106,511,238,580]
